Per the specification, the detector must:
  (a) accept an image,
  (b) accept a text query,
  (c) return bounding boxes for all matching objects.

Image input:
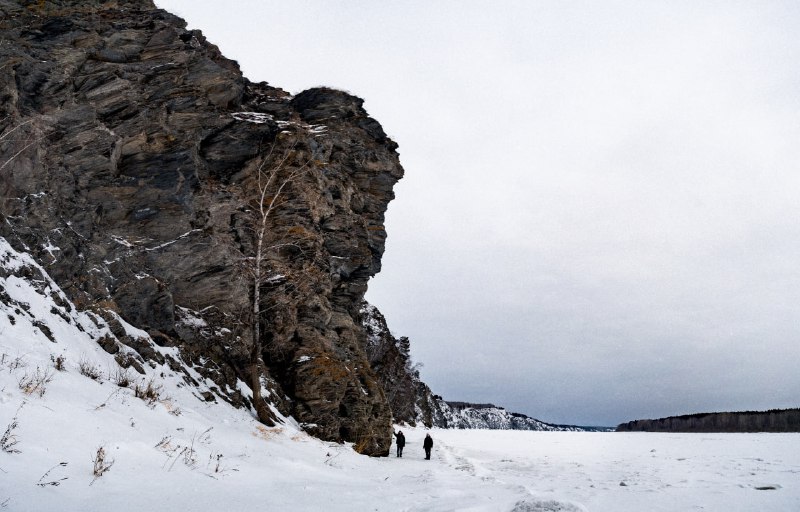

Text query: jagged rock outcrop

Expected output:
[362,302,428,425]
[363,301,468,428]
[360,302,595,432]
[617,408,800,433]
[0,0,402,455]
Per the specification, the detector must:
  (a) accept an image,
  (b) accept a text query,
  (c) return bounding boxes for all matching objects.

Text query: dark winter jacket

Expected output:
[395,432,406,447]
[423,435,433,449]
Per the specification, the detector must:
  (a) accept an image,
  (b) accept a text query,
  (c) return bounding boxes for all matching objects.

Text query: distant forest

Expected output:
[617,408,800,433]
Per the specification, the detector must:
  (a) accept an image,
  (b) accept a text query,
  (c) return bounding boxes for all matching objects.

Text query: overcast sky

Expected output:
[156,0,800,426]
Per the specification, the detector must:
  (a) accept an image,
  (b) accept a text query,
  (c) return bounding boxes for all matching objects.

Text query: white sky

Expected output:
[155,0,800,426]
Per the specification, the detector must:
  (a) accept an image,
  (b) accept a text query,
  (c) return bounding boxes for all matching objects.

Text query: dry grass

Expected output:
[1,412,20,454]
[134,377,163,406]
[50,354,66,372]
[111,367,131,388]
[252,425,283,441]
[77,357,102,380]
[91,446,114,484]
[18,367,54,397]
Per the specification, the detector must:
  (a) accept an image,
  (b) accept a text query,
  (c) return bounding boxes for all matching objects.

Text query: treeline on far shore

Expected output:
[616,408,800,433]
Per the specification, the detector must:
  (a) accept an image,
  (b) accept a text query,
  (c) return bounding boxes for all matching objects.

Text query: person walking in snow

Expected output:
[423,433,433,460]
[394,430,406,457]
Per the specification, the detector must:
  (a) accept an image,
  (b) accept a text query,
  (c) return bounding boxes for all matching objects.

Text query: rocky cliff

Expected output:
[0,0,402,455]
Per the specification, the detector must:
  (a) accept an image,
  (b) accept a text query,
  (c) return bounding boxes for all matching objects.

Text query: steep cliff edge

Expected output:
[361,301,442,427]
[360,302,599,432]
[0,0,401,455]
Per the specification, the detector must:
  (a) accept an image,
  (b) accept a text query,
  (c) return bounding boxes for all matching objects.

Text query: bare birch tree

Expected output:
[242,137,321,425]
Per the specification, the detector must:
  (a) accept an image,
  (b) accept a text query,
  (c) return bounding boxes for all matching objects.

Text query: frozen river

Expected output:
[423,429,800,511]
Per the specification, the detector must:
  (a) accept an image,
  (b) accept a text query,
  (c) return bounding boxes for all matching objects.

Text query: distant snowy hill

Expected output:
[436,402,596,432]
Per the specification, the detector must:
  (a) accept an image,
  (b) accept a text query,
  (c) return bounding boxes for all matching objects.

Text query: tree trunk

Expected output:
[250,244,276,426]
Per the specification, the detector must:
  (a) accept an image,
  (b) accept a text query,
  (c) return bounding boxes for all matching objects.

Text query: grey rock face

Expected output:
[0,0,402,455]
[361,302,422,425]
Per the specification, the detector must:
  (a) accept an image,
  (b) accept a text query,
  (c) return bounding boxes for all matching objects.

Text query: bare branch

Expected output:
[0,139,36,173]
[0,119,34,144]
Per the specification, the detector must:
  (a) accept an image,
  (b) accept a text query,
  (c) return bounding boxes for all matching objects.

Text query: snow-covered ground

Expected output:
[3,383,799,512]
[2,237,799,511]
[431,430,800,511]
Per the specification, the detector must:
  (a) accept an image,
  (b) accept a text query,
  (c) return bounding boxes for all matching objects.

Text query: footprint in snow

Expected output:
[511,498,586,512]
